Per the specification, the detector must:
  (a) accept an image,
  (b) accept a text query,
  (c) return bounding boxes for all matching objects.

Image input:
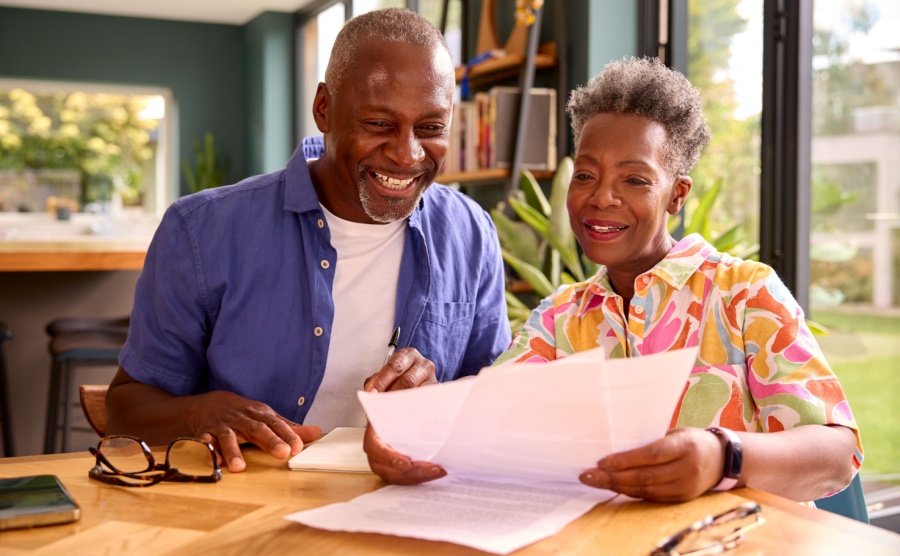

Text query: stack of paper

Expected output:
[288,427,370,473]
[285,347,698,554]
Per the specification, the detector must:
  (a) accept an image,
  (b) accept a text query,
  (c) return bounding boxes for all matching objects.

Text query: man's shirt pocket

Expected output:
[415,301,476,380]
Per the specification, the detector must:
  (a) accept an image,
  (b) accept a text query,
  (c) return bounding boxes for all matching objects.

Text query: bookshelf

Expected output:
[452,43,557,87]
[440,168,554,186]
[439,0,566,196]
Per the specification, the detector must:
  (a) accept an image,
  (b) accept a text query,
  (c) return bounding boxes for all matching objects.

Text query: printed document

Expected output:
[285,347,698,554]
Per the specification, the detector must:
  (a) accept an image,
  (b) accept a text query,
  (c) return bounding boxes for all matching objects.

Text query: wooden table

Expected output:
[1,449,898,555]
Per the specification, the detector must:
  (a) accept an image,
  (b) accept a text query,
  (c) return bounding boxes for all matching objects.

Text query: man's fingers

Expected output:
[363,424,445,484]
[386,355,436,391]
[365,350,410,392]
[292,424,323,445]
[209,427,246,472]
[363,348,437,392]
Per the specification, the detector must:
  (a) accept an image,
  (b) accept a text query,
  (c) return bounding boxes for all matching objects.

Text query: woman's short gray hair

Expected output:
[324,8,451,92]
[566,56,711,176]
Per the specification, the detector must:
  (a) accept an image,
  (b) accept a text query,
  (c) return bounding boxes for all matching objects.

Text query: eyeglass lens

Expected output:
[166,438,218,476]
[98,436,153,474]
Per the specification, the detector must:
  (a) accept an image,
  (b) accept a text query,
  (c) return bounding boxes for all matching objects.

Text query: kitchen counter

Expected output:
[0,212,157,271]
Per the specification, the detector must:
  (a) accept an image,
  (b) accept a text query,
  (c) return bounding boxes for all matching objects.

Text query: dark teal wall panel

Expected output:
[0,7,246,196]
[243,11,294,176]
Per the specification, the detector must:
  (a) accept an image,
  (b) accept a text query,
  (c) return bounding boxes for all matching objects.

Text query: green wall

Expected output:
[0,2,637,192]
[568,0,639,90]
[0,7,247,196]
[243,11,295,175]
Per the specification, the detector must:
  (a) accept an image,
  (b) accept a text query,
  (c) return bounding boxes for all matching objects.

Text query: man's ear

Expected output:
[312,83,331,133]
[667,175,692,216]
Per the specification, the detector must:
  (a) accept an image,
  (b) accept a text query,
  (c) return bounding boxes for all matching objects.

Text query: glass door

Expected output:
[808,0,900,500]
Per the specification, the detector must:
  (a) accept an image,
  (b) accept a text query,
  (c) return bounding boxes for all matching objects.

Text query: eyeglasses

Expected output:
[650,502,766,556]
[89,435,222,487]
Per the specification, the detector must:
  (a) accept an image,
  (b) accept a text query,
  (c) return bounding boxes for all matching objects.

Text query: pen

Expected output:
[383,326,400,365]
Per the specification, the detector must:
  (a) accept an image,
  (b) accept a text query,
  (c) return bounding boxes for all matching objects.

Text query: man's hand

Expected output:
[363,423,446,485]
[578,427,724,502]
[363,347,438,392]
[187,390,322,473]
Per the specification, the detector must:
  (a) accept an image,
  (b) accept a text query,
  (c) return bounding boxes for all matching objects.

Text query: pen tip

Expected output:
[390,327,400,344]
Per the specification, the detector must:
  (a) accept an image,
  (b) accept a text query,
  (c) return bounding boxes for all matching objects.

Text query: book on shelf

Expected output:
[441,86,557,180]
[489,86,556,171]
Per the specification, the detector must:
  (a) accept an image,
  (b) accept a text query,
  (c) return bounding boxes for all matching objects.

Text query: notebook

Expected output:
[288,427,371,473]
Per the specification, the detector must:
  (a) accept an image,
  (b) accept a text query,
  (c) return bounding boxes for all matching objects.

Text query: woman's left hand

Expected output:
[579,427,726,502]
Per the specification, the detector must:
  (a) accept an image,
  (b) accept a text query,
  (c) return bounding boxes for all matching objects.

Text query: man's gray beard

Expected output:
[357,174,426,223]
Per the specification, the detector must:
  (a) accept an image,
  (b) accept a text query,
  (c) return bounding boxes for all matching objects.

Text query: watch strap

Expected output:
[706,427,743,491]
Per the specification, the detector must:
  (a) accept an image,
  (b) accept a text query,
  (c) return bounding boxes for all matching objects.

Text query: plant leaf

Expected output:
[509,196,550,237]
[491,209,542,268]
[502,249,555,298]
[712,223,743,253]
[519,169,551,216]
[806,319,830,336]
[685,179,722,239]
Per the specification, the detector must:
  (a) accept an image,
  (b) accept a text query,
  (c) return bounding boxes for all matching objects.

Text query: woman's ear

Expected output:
[668,175,692,216]
[312,83,331,133]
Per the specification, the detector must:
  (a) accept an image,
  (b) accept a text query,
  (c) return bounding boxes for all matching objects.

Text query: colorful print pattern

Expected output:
[496,234,862,469]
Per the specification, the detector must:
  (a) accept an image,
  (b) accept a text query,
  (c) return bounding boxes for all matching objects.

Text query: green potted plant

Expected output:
[181,133,230,194]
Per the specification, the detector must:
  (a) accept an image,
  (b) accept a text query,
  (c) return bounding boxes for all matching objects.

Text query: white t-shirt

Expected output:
[302,204,406,433]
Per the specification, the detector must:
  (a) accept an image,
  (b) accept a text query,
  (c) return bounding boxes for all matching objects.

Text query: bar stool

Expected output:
[0,321,14,457]
[44,316,128,454]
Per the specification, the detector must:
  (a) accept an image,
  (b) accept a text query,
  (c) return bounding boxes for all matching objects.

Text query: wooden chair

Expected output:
[79,384,109,438]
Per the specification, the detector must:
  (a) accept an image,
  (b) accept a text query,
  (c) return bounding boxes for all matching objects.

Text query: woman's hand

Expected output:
[579,427,724,502]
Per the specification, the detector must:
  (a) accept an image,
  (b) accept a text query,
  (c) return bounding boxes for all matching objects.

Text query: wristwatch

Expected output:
[706,427,743,491]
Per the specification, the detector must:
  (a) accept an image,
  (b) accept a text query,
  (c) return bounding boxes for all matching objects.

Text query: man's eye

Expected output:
[366,121,391,130]
[418,124,446,135]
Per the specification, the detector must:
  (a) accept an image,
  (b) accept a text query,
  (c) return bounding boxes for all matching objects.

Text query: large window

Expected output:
[0,79,173,218]
[681,0,899,517]
[684,0,762,256]
[808,0,900,483]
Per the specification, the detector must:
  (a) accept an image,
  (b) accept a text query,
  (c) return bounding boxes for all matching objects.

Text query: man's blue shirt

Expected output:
[120,140,511,423]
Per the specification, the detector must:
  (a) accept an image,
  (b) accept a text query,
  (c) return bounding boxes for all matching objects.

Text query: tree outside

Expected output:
[0,87,162,212]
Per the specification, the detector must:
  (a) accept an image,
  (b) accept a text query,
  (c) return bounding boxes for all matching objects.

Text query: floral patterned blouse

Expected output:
[496,234,862,470]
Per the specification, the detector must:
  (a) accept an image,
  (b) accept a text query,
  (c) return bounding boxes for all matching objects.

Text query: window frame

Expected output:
[643,0,814,311]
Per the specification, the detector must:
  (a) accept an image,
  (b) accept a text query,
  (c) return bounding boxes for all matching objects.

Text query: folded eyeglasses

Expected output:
[651,502,766,556]
[89,435,222,487]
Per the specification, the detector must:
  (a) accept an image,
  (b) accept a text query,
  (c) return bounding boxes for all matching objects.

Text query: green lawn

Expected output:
[811,309,900,477]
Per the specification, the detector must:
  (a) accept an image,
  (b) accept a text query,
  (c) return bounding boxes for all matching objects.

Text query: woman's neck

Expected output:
[605,235,677,310]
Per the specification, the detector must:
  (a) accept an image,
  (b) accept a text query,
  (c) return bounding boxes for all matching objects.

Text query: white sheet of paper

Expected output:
[288,347,698,553]
[284,475,616,555]
[359,346,697,481]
